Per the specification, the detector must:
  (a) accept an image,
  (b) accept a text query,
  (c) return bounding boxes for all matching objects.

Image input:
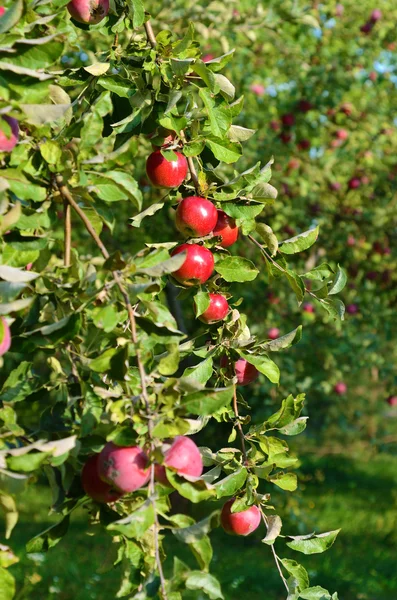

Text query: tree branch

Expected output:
[180,130,200,193]
[232,384,248,465]
[144,21,157,48]
[63,200,71,267]
[259,507,290,593]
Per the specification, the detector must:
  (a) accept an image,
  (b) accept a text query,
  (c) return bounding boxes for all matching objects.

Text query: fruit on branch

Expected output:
[336,129,349,140]
[0,7,5,16]
[387,396,397,406]
[297,99,313,112]
[220,499,261,536]
[67,0,109,24]
[250,83,266,96]
[280,132,292,144]
[81,455,123,503]
[202,54,215,63]
[346,303,359,315]
[175,196,218,237]
[197,293,229,324]
[98,443,150,493]
[0,317,11,356]
[370,9,382,22]
[221,356,259,386]
[156,436,203,485]
[267,327,280,340]
[360,21,374,34]
[281,113,295,127]
[171,243,214,286]
[0,116,19,152]
[146,150,188,188]
[297,139,310,151]
[213,211,238,248]
[348,177,361,190]
[334,382,347,395]
[329,181,342,191]
[303,302,315,314]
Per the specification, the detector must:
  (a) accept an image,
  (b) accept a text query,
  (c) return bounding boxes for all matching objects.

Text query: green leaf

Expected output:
[26,516,70,553]
[214,467,247,499]
[256,223,278,256]
[286,270,305,303]
[299,587,333,600]
[263,326,302,351]
[0,567,15,600]
[286,530,340,555]
[302,263,334,282]
[279,226,319,254]
[129,0,145,28]
[108,499,155,539]
[328,265,347,295]
[238,352,280,384]
[280,558,310,593]
[172,511,220,544]
[40,141,62,165]
[181,387,233,416]
[193,291,210,317]
[269,472,298,491]
[0,0,23,34]
[137,251,186,277]
[262,515,282,545]
[215,257,258,283]
[205,136,242,164]
[182,358,213,387]
[0,492,18,539]
[22,104,72,126]
[166,471,215,503]
[0,170,46,202]
[227,125,255,141]
[321,298,345,321]
[278,417,308,436]
[185,572,224,599]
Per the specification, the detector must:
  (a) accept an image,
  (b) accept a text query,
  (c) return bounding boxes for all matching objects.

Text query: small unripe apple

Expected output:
[175,196,218,238]
[67,0,109,24]
[267,327,280,340]
[336,129,348,140]
[171,243,214,286]
[0,317,11,356]
[221,499,261,536]
[334,382,347,395]
[197,293,229,324]
[81,455,123,503]
[387,396,397,407]
[0,116,19,153]
[146,150,188,189]
[346,304,358,314]
[348,177,361,190]
[98,443,150,493]
[303,302,315,314]
[213,210,238,248]
[281,113,295,127]
[370,9,382,22]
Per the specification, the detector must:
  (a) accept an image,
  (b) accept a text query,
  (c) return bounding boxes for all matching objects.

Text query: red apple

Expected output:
[171,243,214,286]
[98,443,150,493]
[334,382,347,395]
[81,455,123,503]
[270,120,280,131]
[370,9,382,22]
[213,210,238,248]
[0,116,19,153]
[360,21,374,34]
[235,359,259,386]
[202,54,214,63]
[348,177,361,190]
[279,132,292,144]
[297,99,313,113]
[346,304,358,314]
[250,83,266,96]
[335,4,344,16]
[0,7,5,16]
[340,103,353,116]
[281,113,295,127]
[287,158,300,171]
[387,396,397,407]
[347,235,356,247]
[329,181,341,191]
[369,71,377,82]
[163,436,203,478]
[175,196,218,238]
[336,129,348,140]
[146,150,188,189]
[221,499,261,536]
[67,0,109,24]
[267,327,280,340]
[197,293,229,324]
[297,139,310,150]
[303,302,315,314]
[0,317,11,356]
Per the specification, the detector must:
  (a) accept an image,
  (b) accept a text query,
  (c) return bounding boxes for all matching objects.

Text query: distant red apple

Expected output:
[370,9,382,22]
[329,181,341,191]
[171,243,214,286]
[340,103,353,116]
[348,177,361,190]
[303,302,315,314]
[202,54,214,63]
[280,132,292,144]
[163,436,203,477]
[175,196,218,238]
[287,158,300,170]
[267,292,280,305]
[369,71,377,82]
[336,129,348,140]
[0,7,5,16]
[334,382,347,395]
[270,120,280,131]
[0,116,19,152]
[346,304,358,315]
[81,455,123,503]
[98,443,150,493]
[235,359,259,386]
[0,317,11,356]
[197,293,229,324]
[267,327,280,340]
[297,139,310,151]
[213,210,239,248]
[297,99,313,113]
[221,499,261,536]
[386,396,397,407]
[67,0,109,24]
[250,83,266,96]
[281,113,295,127]
[347,235,356,247]
[146,150,188,189]
[366,271,378,281]
[335,3,344,16]
[360,21,374,34]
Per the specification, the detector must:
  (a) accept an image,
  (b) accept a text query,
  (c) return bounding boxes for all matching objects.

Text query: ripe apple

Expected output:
[221,499,261,536]
[175,196,218,238]
[270,120,280,131]
[303,302,315,314]
[171,243,214,286]
[98,443,150,493]
[336,129,348,140]
[163,436,203,478]
[370,9,382,21]
[281,113,295,127]
[347,235,356,247]
[250,83,266,96]
[297,99,313,113]
[334,382,347,395]
[287,158,300,171]
[360,21,373,34]
[81,455,123,503]
[267,327,280,340]
[197,293,229,324]
[0,7,5,16]
[146,150,188,189]
[213,210,238,248]
[340,102,353,116]
[202,54,214,63]
[280,132,292,144]
[346,304,358,314]
[369,71,377,82]
[387,396,397,407]
[0,317,11,356]
[0,116,19,153]
[67,0,109,24]
[234,358,259,386]
[348,177,361,190]
[297,139,310,150]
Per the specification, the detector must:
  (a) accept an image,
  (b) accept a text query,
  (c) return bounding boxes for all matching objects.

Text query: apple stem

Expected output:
[232,385,248,464]
[63,199,71,267]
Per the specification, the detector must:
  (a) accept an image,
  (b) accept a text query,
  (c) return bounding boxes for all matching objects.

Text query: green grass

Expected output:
[2,452,397,599]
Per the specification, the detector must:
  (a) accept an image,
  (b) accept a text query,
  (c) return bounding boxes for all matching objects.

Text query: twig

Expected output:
[144,21,157,48]
[180,130,200,192]
[259,507,290,593]
[232,385,248,465]
[63,200,71,267]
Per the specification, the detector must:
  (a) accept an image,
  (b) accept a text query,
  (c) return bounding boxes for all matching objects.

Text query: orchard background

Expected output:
[0,1,396,600]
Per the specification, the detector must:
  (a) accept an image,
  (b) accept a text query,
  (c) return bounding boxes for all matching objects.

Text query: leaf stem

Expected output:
[232,384,248,465]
